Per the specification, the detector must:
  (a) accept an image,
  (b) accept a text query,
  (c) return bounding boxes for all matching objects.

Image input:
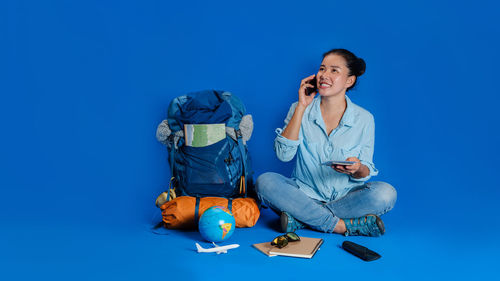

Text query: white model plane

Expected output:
[195,242,240,254]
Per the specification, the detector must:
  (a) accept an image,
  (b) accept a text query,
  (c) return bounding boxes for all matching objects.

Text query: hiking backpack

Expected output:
[156,90,254,202]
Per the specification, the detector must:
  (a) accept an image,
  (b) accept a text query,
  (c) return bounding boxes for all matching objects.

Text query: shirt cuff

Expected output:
[274,128,300,147]
[350,160,379,182]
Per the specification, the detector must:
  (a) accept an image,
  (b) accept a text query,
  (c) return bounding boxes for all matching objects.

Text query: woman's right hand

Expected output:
[282,75,316,141]
[298,74,317,109]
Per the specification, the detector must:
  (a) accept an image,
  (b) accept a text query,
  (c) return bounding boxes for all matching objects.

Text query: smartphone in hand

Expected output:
[305,76,317,96]
[322,161,357,166]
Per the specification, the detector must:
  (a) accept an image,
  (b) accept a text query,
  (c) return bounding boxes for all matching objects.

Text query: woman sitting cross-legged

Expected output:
[256,48,396,237]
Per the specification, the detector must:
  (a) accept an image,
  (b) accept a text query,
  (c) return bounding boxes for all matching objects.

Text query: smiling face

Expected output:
[316,54,356,97]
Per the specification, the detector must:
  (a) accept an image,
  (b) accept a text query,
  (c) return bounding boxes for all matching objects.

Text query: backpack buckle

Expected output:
[235,129,242,139]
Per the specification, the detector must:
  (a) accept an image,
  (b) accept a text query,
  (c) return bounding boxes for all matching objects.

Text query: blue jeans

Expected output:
[255,172,397,233]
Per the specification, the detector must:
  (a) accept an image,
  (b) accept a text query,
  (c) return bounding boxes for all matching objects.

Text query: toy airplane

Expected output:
[195,242,240,254]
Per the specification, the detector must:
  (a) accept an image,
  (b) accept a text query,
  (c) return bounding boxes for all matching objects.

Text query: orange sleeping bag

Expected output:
[160,196,260,229]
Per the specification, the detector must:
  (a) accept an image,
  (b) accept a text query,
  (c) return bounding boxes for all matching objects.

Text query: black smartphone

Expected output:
[305,76,317,96]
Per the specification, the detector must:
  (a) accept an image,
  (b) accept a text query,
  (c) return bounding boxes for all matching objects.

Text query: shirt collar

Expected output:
[309,95,356,127]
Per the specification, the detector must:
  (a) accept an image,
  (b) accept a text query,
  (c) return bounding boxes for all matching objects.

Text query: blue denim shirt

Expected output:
[274,96,379,202]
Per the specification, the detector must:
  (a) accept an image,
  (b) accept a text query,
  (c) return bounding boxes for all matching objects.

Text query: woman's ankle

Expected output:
[333,219,346,234]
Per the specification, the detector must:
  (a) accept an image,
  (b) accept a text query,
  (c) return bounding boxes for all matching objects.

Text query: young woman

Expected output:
[256,49,396,236]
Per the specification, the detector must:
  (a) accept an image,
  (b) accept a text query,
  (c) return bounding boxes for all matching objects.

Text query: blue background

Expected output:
[1,0,499,280]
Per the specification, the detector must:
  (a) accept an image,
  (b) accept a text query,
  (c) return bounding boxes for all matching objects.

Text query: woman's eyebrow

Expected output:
[321,64,342,69]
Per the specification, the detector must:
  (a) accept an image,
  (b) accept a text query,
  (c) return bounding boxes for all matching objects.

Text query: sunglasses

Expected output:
[270,232,301,248]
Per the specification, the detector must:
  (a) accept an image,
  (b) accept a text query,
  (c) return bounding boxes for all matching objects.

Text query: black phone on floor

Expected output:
[342,241,381,261]
[305,76,317,96]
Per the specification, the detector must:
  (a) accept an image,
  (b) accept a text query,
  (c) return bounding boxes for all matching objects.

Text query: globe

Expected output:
[198,206,235,243]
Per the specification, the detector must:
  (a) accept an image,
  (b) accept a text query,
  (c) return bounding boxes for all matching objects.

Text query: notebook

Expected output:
[253,237,323,259]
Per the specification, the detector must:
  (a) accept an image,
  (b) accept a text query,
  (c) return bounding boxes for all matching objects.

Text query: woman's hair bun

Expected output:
[353,58,366,77]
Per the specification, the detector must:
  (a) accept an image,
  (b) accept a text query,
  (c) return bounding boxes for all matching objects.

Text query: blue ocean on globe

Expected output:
[198,206,235,243]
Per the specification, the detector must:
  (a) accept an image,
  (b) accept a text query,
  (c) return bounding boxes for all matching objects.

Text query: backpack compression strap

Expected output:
[194,198,233,223]
[235,129,248,197]
[194,197,201,223]
[166,140,176,202]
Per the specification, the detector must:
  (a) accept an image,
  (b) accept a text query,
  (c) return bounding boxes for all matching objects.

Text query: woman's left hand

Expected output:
[332,157,361,176]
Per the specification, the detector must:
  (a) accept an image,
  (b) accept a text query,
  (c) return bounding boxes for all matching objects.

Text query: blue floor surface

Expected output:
[3,1,500,280]
[2,207,497,281]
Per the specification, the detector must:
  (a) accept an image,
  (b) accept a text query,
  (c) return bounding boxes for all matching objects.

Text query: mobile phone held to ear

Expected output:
[305,76,317,96]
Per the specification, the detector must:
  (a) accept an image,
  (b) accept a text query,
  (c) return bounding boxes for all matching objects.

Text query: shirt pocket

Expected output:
[332,145,361,161]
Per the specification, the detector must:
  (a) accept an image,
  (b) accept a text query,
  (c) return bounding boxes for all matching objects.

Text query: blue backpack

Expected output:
[156,90,254,201]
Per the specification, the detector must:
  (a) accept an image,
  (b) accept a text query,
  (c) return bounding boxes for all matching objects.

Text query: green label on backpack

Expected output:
[184,124,226,147]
